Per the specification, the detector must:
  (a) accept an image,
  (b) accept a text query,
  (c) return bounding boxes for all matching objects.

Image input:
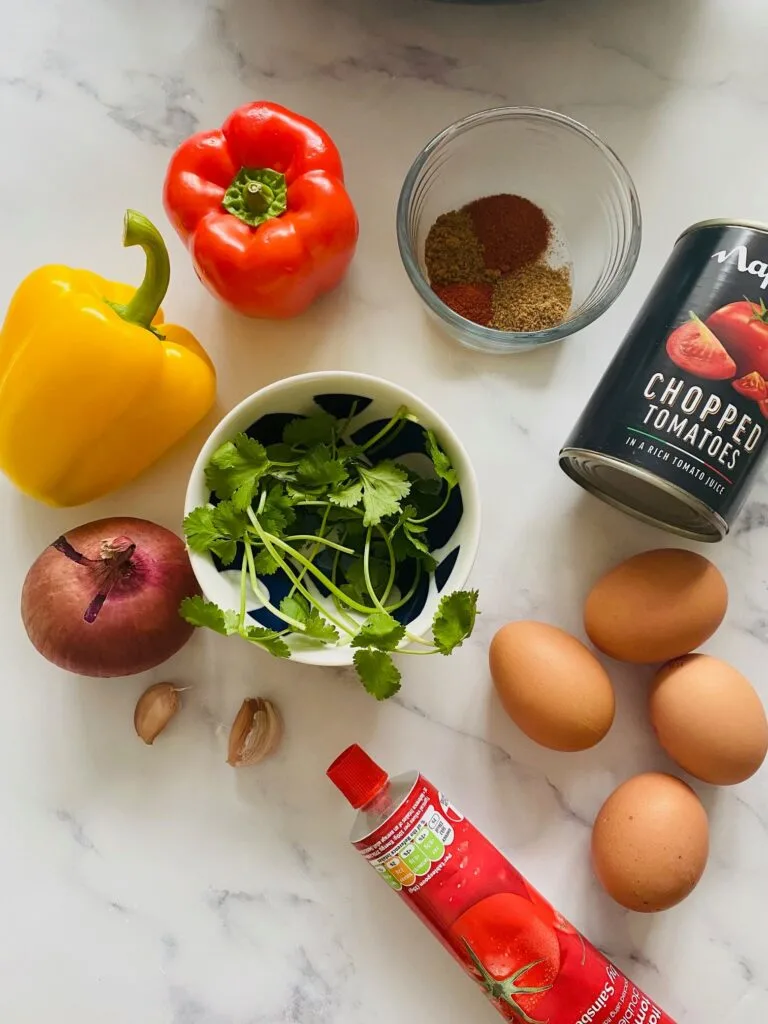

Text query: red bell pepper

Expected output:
[163,102,359,319]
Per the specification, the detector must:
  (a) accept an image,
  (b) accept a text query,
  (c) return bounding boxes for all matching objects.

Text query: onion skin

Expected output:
[21,517,201,678]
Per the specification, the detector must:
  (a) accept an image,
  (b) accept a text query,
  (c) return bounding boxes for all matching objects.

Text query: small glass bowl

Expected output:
[396,107,642,355]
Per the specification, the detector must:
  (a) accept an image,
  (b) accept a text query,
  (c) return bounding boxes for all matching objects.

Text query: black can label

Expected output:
[563,223,768,525]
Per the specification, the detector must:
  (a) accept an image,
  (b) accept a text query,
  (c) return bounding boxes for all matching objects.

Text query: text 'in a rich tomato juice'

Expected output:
[328,744,677,1024]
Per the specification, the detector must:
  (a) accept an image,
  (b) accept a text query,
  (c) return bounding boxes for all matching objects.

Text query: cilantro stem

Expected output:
[410,484,453,525]
[247,512,358,635]
[337,400,359,440]
[284,534,355,554]
[383,562,422,613]
[287,504,331,599]
[244,540,305,631]
[375,524,397,605]
[359,407,407,453]
[364,527,389,613]
[239,559,248,627]
[264,531,376,615]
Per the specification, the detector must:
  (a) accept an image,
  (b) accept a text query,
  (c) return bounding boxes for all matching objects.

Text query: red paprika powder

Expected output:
[433,283,493,325]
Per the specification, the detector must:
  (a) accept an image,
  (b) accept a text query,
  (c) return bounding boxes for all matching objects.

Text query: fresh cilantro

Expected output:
[357,461,411,526]
[180,596,238,635]
[345,556,389,597]
[205,433,269,511]
[353,649,402,700]
[258,484,296,536]
[296,444,348,489]
[252,547,280,575]
[243,625,291,658]
[432,590,479,655]
[351,611,405,652]
[302,608,340,643]
[329,480,363,509]
[425,429,458,488]
[182,402,480,699]
[283,412,338,448]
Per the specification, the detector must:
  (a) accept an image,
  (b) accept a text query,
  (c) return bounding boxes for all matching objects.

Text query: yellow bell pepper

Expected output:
[0,210,216,506]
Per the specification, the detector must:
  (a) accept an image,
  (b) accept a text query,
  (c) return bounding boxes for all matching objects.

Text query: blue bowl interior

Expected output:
[207,391,464,634]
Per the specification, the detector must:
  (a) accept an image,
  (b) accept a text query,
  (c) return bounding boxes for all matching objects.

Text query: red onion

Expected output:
[21,517,201,677]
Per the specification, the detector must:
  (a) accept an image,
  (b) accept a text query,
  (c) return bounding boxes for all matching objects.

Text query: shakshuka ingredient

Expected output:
[433,282,493,325]
[329,744,679,1024]
[21,517,200,678]
[489,262,572,333]
[489,620,615,751]
[227,697,282,767]
[706,298,768,378]
[182,405,478,700]
[584,548,727,664]
[650,654,768,785]
[665,313,737,380]
[424,193,570,333]
[591,773,709,913]
[732,370,768,401]
[465,193,551,275]
[134,682,182,745]
[424,209,490,286]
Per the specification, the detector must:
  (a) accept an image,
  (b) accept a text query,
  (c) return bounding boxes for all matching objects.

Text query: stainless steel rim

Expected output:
[676,218,768,245]
[559,448,728,542]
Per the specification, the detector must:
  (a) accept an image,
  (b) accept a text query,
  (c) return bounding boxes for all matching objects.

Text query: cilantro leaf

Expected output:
[351,611,405,652]
[257,483,296,536]
[302,608,340,643]
[357,461,411,526]
[432,590,479,655]
[205,433,270,511]
[265,442,298,463]
[180,596,238,636]
[390,525,437,573]
[282,412,338,448]
[329,480,363,509]
[345,557,389,598]
[296,444,348,489]
[280,593,309,623]
[243,625,291,658]
[252,547,280,576]
[183,506,221,555]
[183,503,245,566]
[425,430,458,489]
[353,649,402,700]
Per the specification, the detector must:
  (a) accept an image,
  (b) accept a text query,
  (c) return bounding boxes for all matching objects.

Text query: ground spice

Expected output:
[424,209,490,286]
[465,194,551,275]
[489,263,572,332]
[433,282,493,325]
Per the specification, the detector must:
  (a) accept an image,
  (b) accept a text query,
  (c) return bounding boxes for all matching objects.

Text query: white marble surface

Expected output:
[2,0,768,1020]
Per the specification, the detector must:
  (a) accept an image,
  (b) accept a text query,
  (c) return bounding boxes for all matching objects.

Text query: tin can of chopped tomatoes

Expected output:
[328,744,677,1024]
[560,220,768,541]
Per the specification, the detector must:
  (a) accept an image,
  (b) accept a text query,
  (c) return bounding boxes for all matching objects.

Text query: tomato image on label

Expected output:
[665,312,736,379]
[525,883,586,966]
[449,893,561,1024]
[706,298,768,378]
[732,370,768,401]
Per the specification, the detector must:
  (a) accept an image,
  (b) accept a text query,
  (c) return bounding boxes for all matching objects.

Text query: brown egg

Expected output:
[584,548,727,664]
[650,654,768,785]
[591,773,709,912]
[489,621,615,751]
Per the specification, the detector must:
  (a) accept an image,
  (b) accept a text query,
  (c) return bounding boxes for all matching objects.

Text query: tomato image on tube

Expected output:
[327,744,678,1024]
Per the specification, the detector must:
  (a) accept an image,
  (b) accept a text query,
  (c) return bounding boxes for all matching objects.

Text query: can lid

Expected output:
[327,744,389,808]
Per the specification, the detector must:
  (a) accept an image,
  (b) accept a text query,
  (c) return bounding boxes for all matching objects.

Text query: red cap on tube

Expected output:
[327,744,389,809]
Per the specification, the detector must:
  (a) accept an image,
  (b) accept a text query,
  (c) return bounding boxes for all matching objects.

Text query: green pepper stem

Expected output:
[117,210,171,330]
[245,181,274,215]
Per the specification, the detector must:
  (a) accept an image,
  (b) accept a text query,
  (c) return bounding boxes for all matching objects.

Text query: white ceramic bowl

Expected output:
[184,371,481,666]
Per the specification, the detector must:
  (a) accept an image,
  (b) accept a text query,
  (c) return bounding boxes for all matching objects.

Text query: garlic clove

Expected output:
[227,698,282,767]
[134,682,181,745]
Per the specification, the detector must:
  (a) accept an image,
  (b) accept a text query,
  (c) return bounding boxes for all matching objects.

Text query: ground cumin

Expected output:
[424,209,490,286]
[489,262,572,332]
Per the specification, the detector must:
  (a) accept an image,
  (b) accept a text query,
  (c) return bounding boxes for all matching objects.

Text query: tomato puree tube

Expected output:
[328,744,678,1024]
